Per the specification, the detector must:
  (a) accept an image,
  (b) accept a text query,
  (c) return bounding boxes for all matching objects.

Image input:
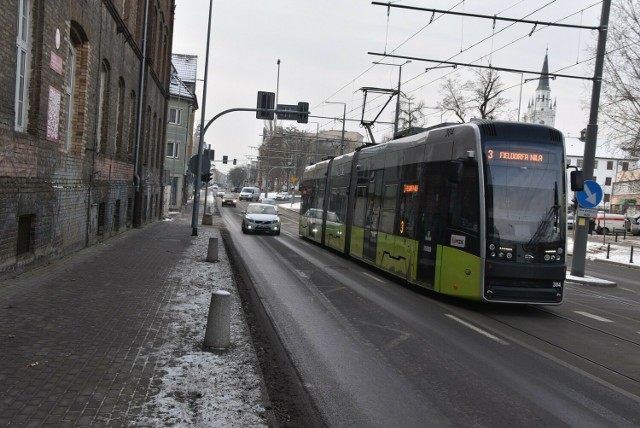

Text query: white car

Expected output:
[217,189,225,197]
[241,203,280,235]
[275,192,291,201]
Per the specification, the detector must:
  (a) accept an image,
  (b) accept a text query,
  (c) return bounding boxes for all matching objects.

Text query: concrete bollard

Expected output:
[203,290,231,350]
[206,237,218,262]
[202,213,213,225]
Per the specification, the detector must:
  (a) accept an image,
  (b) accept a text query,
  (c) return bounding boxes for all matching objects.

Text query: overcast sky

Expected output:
[171,0,604,175]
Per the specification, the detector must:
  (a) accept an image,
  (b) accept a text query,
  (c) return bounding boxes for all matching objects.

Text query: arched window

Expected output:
[64,43,75,151]
[67,22,89,155]
[127,90,136,158]
[115,77,125,157]
[97,60,111,154]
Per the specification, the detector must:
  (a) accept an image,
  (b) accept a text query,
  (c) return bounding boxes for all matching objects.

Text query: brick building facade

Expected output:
[1,0,175,278]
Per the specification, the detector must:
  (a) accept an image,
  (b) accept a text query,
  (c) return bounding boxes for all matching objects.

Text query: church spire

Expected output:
[537,48,551,91]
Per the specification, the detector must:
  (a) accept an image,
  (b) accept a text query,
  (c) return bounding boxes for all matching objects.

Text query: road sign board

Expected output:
[577,207,597,218]
[256,91,275,120]
[576,180,602,209]
[188,154,211,174]
[276,104,300,121]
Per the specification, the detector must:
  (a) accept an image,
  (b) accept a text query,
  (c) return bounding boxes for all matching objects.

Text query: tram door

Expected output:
[363,170,383,263]
[416,166,448,288]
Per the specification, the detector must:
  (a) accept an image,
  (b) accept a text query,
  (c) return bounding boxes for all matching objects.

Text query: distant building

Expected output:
[612,168,640,216]
[566,131,632,211]
[165,54,198,211]
[0,1,174,278]
[523,50,556,127]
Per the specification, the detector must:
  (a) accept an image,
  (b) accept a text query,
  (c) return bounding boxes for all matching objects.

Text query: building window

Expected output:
[97,202,106,235]
[64,44,76,151]
[167,141,179,158]
[607,160,613,170]
[127,90,136,157]
[115,78,125,157]
[67,23,89,155]
[604,194,610,203]
[15,0,31,131]
[169,107,181,125]
[97,61,110,154]
[17,214,34,255]
[567,158,572,166]
[605,177,612,186]
[622,161,629,171]
[594,160,599,169]
[577,159,584,168]
[593,176,597,182]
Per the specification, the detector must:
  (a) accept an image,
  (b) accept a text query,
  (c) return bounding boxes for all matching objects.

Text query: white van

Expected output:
[594,211,626,235]
[239,186,260,201]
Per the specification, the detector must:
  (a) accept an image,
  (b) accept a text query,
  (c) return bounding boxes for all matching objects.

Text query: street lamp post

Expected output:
[374,60,411,136]
[324,101,346,155]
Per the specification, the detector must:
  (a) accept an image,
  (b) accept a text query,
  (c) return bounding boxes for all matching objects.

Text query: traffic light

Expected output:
[297,102,309,123]
[256,91,275,120]
[201,172,213,183]
[233,159,237,165]
[222,155,228,164]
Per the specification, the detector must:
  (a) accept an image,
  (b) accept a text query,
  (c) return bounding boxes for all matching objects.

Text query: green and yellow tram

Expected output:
[299,121,576,304]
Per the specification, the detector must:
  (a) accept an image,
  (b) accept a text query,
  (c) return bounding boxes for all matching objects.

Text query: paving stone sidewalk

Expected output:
[0,209,196,426]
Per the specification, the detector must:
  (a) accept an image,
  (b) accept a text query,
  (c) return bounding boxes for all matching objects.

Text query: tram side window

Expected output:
[328,186,347,223]
[380,184,397,234]
[399,183,420,238]
[300,181,314,214]
[450,164,480,233]
[353,185,368,227]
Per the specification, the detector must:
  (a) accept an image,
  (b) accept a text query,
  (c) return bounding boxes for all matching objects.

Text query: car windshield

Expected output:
[247,205,277,215]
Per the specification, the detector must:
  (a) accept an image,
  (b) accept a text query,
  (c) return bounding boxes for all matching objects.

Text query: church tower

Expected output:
[524,50,556,126]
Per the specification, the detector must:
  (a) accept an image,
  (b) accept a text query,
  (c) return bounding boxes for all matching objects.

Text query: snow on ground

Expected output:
[135,212,269,427]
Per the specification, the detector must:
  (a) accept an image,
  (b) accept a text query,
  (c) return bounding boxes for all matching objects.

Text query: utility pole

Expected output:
[571,0,611,277]
[191,0,213,236]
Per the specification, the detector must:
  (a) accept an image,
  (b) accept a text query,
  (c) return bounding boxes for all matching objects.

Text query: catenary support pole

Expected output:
[571,0,611,278]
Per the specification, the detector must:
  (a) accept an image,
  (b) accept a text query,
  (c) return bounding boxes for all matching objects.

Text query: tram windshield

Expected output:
[484,141,565,245]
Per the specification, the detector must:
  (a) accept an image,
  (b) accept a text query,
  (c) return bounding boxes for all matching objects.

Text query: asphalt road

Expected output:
[220,199,640,427]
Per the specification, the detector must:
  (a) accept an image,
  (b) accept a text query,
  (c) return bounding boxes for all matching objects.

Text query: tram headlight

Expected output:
[506,252,513,260]
[490,252,496,258]
[498,252,505,259]
[489,243,496,251]
[557,247,564,255]
[544,254,551,261]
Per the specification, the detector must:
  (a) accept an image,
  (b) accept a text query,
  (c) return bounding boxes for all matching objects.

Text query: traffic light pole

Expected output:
[191,106,310,235]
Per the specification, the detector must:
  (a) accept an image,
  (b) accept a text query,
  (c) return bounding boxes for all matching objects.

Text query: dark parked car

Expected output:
[221,193,237,207]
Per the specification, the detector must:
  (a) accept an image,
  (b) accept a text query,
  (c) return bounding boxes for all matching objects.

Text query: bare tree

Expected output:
[599,0,640,156]
[438,76,469,122]
[398,94,428,130]
[438,68,510,122]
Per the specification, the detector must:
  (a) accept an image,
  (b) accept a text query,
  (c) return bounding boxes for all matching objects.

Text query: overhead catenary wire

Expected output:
[317,1,603,141]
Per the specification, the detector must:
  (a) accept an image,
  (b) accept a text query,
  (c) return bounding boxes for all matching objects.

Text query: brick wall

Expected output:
[0,0,174,278]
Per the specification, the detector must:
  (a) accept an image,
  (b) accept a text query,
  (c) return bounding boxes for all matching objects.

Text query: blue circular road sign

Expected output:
[576,180,603,208]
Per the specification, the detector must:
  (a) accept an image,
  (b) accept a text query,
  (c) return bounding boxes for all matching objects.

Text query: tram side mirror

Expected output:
[570,170,584,191]
[448,160,463,184]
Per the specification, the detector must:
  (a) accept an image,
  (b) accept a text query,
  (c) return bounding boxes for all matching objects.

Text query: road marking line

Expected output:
[445,314,509,345]
[360,271,385,283]
[573,311,614,322]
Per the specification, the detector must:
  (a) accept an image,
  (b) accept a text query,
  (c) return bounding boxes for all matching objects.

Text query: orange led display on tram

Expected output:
[403,184,419,193]
[487,149,544,162]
